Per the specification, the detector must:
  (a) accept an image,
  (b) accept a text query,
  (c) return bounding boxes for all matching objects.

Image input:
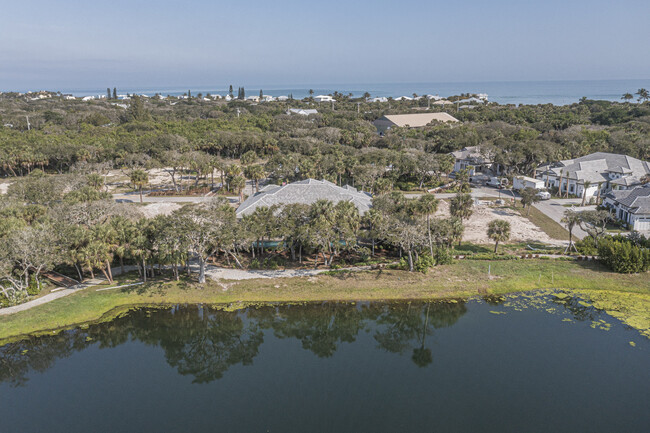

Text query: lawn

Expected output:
[1,259,648,343]
[514,204,571,240]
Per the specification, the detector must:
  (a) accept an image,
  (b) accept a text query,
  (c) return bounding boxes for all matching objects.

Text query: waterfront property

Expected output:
[535,152,650,200]
[603,185,650,231]
[236,178,372,217]
[373,112,459,134]
[313,95,335,103]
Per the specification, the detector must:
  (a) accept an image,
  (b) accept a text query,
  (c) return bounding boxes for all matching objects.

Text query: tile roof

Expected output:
[607,185,650,214]
[236,179,372,217]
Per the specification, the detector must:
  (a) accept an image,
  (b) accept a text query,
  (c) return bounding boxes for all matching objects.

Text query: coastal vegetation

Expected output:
[1,258,650,343]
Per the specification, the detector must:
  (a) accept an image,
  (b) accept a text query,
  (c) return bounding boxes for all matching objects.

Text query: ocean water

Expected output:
[63,79,650,106]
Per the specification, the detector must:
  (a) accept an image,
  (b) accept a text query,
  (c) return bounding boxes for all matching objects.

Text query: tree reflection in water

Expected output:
[0,301,468,385]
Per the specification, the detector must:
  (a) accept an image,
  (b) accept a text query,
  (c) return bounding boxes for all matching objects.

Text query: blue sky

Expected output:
[1,0,649,90]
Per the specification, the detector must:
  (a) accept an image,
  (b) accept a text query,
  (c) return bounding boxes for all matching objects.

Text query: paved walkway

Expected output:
[0,279,103,316]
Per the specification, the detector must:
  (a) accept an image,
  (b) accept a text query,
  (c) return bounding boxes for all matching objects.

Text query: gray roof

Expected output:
[236,179,372,217]
[451,146,492,164]
[607,185,650,214]
[539,152,650,183]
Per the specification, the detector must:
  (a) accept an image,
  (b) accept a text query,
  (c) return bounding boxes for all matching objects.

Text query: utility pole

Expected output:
[357,102,360,113]
[26,116,31,131]
[236,108,240,118]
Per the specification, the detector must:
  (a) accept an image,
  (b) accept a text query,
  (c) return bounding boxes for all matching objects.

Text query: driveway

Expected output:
[533,199,593,240]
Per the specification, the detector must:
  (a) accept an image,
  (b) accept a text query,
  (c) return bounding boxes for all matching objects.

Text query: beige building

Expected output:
[373,112,458,134]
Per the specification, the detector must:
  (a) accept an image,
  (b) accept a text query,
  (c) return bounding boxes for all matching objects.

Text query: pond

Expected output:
[1,292,648,433]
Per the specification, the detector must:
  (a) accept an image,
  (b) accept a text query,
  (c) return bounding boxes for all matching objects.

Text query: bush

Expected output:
[598,238,650,273]
[414,255,435,273]
[433,247,453,265]
[575,237,598,255]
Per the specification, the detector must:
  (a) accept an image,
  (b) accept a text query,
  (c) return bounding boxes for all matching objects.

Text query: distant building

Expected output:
[287,108,318,116]
[276,95,289,101]
[535,152,650,199]
[603,185,650,231]
[373,112,459,134]
[394,96,413,101]
[236,179,372,218]
[313,95,335,103]
[368,97,388,103]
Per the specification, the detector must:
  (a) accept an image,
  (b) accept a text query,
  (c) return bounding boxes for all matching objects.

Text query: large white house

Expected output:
[603,185,650,231]
[535,152,650,201]
[236,179,372,218]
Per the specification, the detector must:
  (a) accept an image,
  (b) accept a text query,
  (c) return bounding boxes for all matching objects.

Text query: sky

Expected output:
[1,0,649,91]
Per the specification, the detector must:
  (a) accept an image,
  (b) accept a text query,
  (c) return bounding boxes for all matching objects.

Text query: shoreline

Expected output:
[1,260,649,344]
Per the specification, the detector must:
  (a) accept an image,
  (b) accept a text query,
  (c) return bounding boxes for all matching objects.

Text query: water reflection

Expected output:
[0,300,468,386]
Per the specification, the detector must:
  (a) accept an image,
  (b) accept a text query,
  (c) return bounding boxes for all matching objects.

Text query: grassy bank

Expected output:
[1,259,649,343]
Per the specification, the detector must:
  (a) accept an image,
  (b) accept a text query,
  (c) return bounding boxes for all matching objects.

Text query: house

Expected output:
[432,100,453,106]
[314,95,335,103]
[451,146,494,175]
[261,95,276,102]
[603,185,650,231]
[81,96,96,101]
[513,176,545,191]
[236,179,372,218]
[368,97,388,103]
[373,112,459,134]
[535,152,650,200]
[287,108,318,116]
[276,95,289,101]
[394,96,413,101]
[246,95,260,102]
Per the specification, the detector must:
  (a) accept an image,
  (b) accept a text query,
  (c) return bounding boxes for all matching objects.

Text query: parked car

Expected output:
[536,191,551,200]
[486,177,507,188]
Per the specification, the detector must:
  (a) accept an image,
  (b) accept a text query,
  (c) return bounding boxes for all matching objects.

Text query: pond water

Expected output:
[1,292,648,433]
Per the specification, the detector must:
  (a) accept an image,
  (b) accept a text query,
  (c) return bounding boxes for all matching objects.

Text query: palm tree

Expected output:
[636,88,649,103]
[130,169,149,203]
[230,175,246,203]
[450,192,473,241]
[416,194,439,256]
[561,209,580,253]
[487,219,511,253]
[621,93,634,102]
[245,164,266,193]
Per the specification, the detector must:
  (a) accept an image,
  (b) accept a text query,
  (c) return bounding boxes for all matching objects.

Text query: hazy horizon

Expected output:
[2,0,650,89]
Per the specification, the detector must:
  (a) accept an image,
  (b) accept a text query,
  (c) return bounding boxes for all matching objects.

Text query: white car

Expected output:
[536,191,551,200]
[486,177,506,188]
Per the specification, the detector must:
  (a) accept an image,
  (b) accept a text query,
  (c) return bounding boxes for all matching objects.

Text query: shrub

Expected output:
[433,247,454,266]
[598,238,650,273]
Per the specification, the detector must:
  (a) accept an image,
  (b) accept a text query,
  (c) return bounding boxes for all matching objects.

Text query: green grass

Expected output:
[514,205,571,241]
[1,259,649,343]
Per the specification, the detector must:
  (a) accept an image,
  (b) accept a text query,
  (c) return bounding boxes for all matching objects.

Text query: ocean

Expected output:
[61,79,650,106]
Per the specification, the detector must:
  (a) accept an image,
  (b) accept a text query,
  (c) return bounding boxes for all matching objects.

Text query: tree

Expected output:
[244,164,265,193]
[449,193,473,245]
[561,209,581,253]
[106,88,111,100]
[415,194,439,256]
[621,93,634,102]
[230,175,246,203]
[113,87,117,100]
[519,187,540,216]
[176,199,238,284]
[127,95,150,121]
[130,169,149,203]
[578,209,611,246]
[636,88,649,103]
[487,219,510,253]
[228,85,233,98]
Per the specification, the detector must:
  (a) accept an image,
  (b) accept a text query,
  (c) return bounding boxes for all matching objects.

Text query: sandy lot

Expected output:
[0,182,10,195]
[436,199,563,245]
[139,202,182,218]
